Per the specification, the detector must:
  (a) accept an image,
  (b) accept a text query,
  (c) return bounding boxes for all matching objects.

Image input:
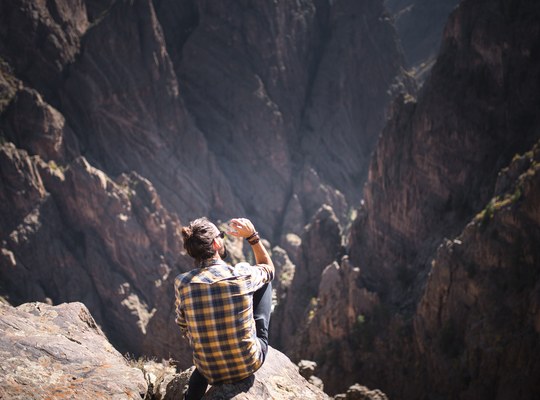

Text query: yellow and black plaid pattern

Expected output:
[175,260,273,384]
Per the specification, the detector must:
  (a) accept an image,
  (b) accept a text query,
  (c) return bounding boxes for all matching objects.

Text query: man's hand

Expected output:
[227,217,274,270]
[227,218,256,239]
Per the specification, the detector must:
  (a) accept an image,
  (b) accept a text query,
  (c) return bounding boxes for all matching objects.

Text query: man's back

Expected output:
[175,260,273,384]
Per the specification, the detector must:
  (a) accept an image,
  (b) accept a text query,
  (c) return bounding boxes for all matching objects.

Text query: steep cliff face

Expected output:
[59,0,239,221]
[292,0,540,397]
[298,257,380,391]
[170,0,326,235]
[1,0,407,235]
[165,0,410,235]
[299,0,413,204]
[350,0,540,291]
[0,0,88,100]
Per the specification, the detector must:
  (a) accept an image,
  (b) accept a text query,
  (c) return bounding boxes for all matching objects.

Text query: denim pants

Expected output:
[184,282,273,400]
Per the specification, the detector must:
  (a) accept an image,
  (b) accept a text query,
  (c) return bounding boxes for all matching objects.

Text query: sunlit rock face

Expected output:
[270,205,342,352]
[0,301,147,399]
[0,302,334,400]
[161,346,332,400]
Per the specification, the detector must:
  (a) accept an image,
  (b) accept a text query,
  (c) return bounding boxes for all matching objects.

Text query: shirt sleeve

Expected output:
[174,277,188,337]
[248,263,274,292]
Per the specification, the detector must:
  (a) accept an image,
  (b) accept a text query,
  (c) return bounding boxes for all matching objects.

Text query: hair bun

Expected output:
[181,226,193,240]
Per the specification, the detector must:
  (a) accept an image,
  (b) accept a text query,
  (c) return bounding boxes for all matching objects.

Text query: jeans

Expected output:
[184,282,273,400]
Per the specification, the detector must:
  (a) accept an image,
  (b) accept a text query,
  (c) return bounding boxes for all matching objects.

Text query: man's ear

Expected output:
[212,239,220,251]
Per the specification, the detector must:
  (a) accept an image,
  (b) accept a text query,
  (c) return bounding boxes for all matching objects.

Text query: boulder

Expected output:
[0,301,147,399]
[161,346,330,400]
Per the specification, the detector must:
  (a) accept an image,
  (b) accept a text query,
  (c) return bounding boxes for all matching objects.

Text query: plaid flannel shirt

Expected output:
[174,259,274,384]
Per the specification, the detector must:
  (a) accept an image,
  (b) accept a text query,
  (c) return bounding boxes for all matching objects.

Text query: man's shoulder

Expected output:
[233,262,252,273]
[175,269,199,285]
[234,262,272,276]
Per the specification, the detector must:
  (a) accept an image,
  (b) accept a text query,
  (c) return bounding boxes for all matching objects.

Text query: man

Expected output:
[175,217,274,400]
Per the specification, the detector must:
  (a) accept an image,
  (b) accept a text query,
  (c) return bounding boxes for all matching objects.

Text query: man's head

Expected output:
[181,217,227,263]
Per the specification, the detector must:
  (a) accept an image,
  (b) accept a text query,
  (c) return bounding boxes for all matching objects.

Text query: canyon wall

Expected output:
[285,0,540,397]
[0,0,409,371]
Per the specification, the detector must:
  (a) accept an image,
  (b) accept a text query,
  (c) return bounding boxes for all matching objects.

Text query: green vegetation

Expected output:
[307,297,319,323]
[477,143,540,228]
[475,185,522,226]
[48,160,66,173]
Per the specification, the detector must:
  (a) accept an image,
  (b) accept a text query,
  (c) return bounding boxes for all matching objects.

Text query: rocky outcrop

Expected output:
[334,384,388,400]
[0,143,193,362]
[0,301,334,400]
[1,87,79,162]
[144,347,330,400]
[0,301,147,399]
[271,205,342,351]
[296,257,380,392]
[204,347,330,400]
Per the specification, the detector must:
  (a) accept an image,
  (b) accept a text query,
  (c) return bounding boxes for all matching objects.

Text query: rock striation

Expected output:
[0,301,147,399]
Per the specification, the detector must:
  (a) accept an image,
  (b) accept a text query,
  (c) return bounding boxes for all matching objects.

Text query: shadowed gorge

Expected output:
[1,0,539,399]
